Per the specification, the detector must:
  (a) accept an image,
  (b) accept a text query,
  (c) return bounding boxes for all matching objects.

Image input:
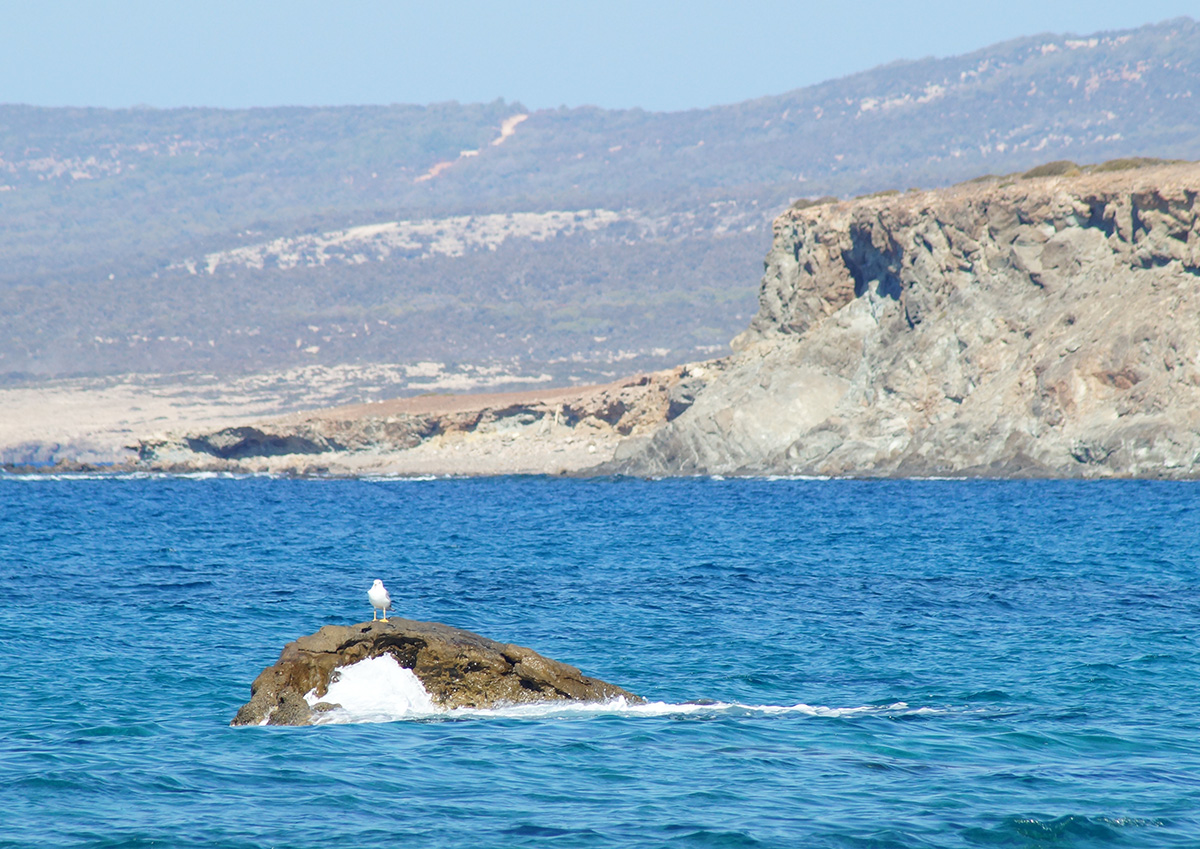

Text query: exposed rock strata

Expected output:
[609,163,1200,478]
[135,371,696,476]
[232,618,641,726]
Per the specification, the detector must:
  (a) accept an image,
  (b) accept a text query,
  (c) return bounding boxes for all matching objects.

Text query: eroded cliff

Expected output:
[611,162,1200,477]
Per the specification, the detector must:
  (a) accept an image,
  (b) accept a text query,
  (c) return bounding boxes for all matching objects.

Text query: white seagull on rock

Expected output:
[368,579,393,622]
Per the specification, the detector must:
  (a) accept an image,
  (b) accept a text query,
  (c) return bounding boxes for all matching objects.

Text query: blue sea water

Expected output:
[1,475,1199,848]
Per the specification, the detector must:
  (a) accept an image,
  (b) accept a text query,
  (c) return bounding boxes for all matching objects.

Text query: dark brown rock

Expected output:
[231,618,642,726]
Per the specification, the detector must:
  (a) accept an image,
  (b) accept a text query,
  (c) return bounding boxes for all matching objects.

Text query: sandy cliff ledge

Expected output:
[132,369,705,476]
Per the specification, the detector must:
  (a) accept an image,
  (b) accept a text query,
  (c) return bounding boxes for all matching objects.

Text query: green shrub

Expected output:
[789,195,839,211]
[1092,156,1176,173]
[1021,160,1081,179]
[960,174,1001,185]
[853,188,900,200]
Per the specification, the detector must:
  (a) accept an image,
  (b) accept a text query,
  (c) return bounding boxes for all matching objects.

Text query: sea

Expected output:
[2,474,1198,848]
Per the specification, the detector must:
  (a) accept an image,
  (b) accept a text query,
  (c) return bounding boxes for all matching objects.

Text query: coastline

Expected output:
[8,164,1200,481]
[1,368,698,478]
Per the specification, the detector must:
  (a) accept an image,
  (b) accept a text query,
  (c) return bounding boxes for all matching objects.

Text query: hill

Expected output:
[2,17,1200,398]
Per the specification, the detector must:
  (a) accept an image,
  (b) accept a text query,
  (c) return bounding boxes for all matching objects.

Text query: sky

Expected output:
[2,1,1197,112]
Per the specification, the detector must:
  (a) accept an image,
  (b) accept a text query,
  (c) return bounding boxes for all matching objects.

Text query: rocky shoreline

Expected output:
[38,368,706,478]
[7,162,1200,480]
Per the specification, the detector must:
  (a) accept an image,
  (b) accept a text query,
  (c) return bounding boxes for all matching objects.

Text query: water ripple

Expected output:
[2,477,1199,847]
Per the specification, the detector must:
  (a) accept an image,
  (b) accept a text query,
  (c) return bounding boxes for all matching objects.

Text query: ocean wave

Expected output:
[362,474,444,482]
[963,813,1168,844]
[299,655,945,725]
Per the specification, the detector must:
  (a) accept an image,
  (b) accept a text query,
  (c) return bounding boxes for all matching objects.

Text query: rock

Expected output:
[608,162,1200,478]
[134,372,689,477]
[231,618,641,726]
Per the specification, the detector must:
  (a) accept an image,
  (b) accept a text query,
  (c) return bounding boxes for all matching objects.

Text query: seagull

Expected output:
[368,579,393,622]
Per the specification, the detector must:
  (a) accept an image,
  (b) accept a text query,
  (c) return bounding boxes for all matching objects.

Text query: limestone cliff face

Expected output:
[613,164,1200,477]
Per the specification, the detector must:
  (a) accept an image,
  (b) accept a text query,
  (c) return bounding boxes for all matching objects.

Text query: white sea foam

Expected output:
[305,655,439,723]
[362,474,443,482]
[1,470,270,482]
[442,699,932,721]
[1,471,122,481]
[301,656,941,724]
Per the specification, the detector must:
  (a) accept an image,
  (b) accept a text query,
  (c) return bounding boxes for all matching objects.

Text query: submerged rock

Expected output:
[231,618,641,726]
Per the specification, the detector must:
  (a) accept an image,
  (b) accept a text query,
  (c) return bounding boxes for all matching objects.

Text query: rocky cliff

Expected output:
[610,162,1200,478]
[232,618,641,726]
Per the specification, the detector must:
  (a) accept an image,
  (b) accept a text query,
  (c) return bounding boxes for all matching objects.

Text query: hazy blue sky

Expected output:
[3,1,1196,112]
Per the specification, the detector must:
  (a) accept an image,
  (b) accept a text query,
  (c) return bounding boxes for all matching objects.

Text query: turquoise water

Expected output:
[2,476,1199,847]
